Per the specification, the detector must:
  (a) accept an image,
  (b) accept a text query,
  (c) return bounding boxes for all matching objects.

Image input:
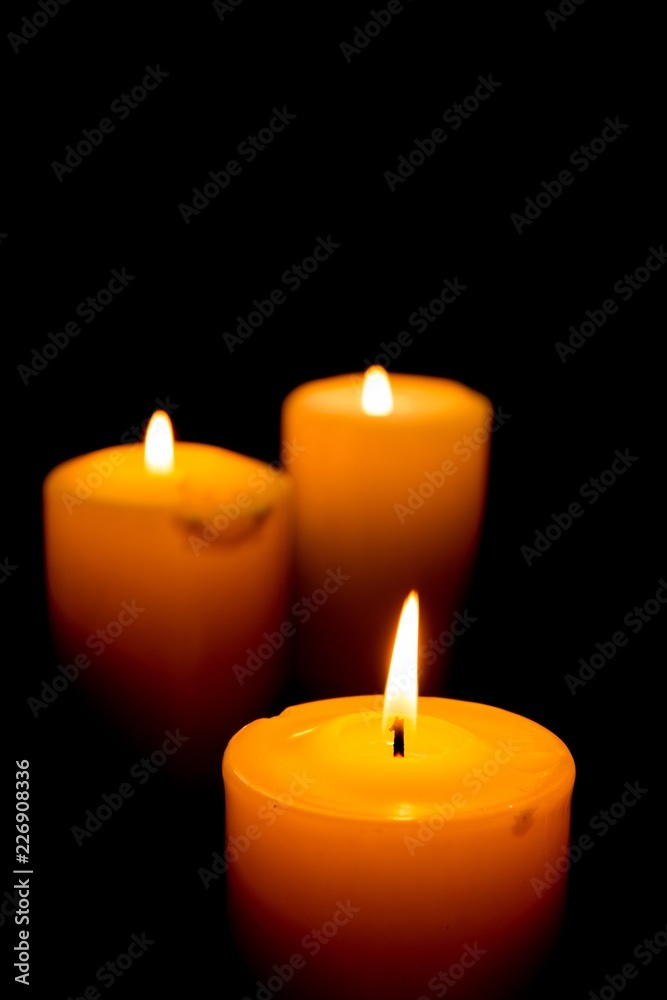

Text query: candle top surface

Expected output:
[44,442,290,513]
[223,696,575,822]
[285,373,490,421]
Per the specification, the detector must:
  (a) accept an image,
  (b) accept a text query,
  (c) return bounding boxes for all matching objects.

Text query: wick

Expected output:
[390,716,405,758]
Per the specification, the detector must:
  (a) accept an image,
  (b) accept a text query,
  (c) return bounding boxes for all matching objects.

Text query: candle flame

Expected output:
[144,410,174,474]
[361,366,393,416]
[382,591,419,739]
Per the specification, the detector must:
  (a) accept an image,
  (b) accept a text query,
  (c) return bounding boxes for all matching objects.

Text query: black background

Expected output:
[3,2,665,999]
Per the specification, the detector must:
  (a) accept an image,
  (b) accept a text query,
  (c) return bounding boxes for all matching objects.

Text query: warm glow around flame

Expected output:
[382,591,419,738]
[144,410,174,474]
[361,366,393,416]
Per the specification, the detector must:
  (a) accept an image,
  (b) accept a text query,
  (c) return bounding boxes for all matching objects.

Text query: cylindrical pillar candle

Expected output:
[43,412,294,776]
[223,695,575,1000]
[281,368,493,697]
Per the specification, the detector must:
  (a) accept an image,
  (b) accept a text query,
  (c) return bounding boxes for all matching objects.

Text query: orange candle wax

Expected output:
[43,413,293,772]
[223,595,575,1000]
[280,368,493,697]
[224,698,575,1000]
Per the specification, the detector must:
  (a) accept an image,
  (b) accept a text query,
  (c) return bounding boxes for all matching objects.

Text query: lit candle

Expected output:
[43,411,294,772]
[223,594,575,1000]
[280,368,493,697]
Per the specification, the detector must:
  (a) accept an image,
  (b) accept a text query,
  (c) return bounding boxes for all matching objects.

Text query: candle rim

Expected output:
[43,441,292,512]
[284,373,491,420]
[223,695,576,823]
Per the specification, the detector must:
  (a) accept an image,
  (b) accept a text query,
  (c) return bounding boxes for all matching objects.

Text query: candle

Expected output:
[43,412,294,772]
[280,368,493,698]
[223,594,575,1000]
